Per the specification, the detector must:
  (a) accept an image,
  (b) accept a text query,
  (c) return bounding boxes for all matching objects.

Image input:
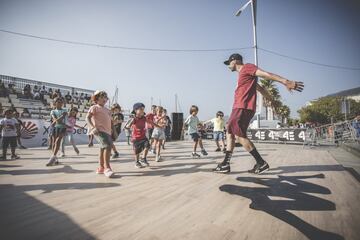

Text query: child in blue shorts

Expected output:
[184,105,208,158]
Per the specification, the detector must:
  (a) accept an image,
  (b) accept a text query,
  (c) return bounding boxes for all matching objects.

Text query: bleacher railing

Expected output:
[0,74,93,96]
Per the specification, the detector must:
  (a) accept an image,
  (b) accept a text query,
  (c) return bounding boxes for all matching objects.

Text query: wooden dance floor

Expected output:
[0,141,359,240]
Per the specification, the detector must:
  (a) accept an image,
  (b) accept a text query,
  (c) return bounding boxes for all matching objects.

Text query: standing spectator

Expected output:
[0,109,20,160]
[14,112,27,149]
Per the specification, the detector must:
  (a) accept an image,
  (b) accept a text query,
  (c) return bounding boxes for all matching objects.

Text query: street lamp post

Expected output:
[235,0,262,128]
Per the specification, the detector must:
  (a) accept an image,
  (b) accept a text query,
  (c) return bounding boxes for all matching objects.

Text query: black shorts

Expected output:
[133,138,150,154]
[190,133,200,142]
[2,136,17,149]
[111,126,122,141]
[147,128,154,139]
[52,127,67,137]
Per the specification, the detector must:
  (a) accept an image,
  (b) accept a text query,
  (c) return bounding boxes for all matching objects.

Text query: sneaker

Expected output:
[140,158,150,166]
[0,156,7,161]
[74,147,80,155]
[247,164,260,174]
[112,152,120,159]
[46,156,56,166]
[213,162,230,173]
[60,153,65,158]
[248,162,270,174]
[255,162,270,174]
[19,145,27,149]
[54,157,60,165]
[151,149,156,155]
[135,161,144,168]
[191,152,201,158]
[162,145,165,150]
[88,143,93,147]
[11,155,20,160]
[222,148,226,153]
[104,168,114,178]
[201,149,208,156]
[155,155,161,162]
[215,148,221,152]
[96,167,105,174]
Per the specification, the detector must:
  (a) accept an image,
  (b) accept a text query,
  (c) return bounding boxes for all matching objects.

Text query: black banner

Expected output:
[247,128,306,142]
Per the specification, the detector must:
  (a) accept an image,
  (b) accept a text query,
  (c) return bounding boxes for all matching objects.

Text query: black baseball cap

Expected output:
[224,53,243,65]
[132,102,145,114]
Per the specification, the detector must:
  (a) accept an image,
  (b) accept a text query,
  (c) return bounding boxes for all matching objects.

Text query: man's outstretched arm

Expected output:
[255,69,304,92]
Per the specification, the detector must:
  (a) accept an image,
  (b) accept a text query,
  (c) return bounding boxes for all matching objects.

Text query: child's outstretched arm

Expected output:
[123,117,134,130]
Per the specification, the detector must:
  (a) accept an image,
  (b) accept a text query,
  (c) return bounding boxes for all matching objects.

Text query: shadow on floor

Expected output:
[0,165,93,176]
[219,174,344,240]
[0,182,120,239]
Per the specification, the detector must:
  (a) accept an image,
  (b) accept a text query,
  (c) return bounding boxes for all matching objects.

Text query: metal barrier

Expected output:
[304,120,359,146]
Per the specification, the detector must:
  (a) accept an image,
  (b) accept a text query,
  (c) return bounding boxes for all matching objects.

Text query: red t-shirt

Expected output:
[146,113,155,129]
[232,63,258,112]
[131,117,147,141]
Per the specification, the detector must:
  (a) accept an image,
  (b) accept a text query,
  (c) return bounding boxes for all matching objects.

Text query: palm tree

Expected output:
[259,79,281,120]
[278,105,291,123]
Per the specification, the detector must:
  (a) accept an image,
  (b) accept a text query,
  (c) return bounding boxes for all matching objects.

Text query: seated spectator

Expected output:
[85,94,91,101]
[80,92,84,100]
[40,85,47,95]
[33,85,39,93]
[65,91,72,103]
[8,83,16,94]
[21,108,31,118]
[23,84,33,99]
[48,88,53,98]
[0,81,9,97]
[55,88,62,97]
[74,92,79,101]
[34,91,41,100]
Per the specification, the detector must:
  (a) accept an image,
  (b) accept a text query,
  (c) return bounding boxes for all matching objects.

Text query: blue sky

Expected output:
[0,0,359,120]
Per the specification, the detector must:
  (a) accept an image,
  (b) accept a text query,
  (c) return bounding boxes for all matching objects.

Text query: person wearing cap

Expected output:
[124,102,160,168]
[214,53,304,174]
[86,90,114,178]
[0,109,20,160]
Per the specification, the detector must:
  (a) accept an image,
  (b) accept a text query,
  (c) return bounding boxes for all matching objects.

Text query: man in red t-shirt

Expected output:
[214,53,304,174]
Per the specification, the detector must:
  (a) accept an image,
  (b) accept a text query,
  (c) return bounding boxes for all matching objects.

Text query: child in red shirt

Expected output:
[124,103,159,168]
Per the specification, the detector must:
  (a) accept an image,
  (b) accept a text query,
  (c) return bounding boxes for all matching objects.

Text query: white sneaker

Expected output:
[156,155,161,162]
[104,168,114,178]
[46,156,56,166]
[60,153,65,158]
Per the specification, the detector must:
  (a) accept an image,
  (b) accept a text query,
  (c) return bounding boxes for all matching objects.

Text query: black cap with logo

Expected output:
[224,53,243,65]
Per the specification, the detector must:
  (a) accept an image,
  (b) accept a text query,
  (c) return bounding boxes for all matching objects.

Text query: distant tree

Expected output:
[297,96,360,124]
[278,105,291,123]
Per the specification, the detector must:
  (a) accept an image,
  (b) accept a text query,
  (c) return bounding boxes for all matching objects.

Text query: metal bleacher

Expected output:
[0,74,94,120]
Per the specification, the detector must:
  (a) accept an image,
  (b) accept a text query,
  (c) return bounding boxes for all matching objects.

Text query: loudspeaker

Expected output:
[171,112,183,140]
